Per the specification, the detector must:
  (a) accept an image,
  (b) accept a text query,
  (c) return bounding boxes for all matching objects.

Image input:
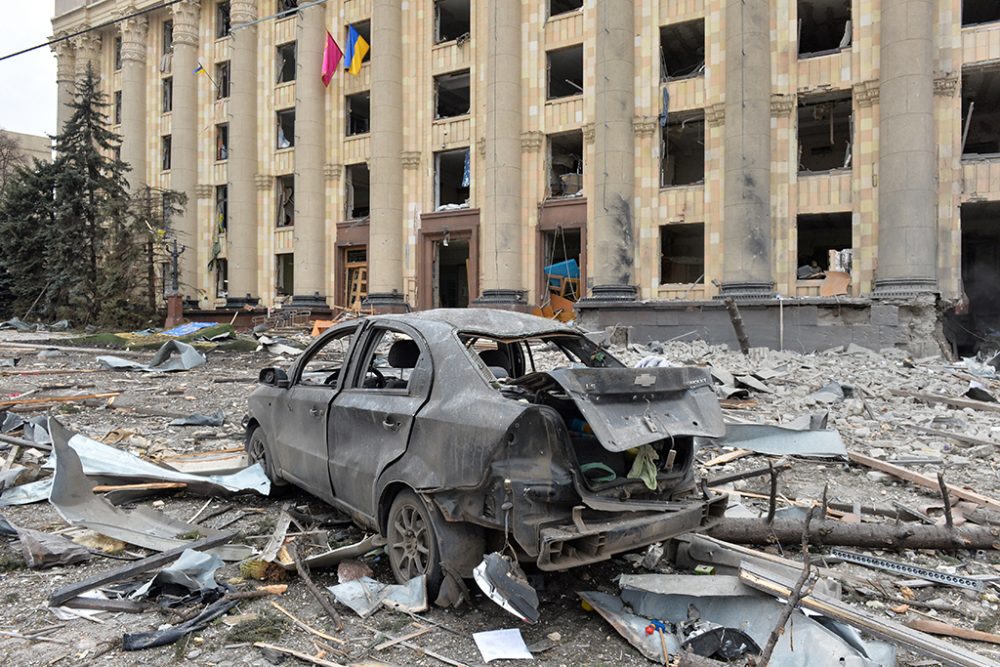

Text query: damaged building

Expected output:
[50,0,1000,354]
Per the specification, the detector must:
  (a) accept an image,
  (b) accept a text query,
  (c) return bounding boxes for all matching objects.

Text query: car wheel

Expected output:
[387,490,443,592]
[246,426,286,487]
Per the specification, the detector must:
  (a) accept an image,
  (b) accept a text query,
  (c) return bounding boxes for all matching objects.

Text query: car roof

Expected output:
[375,308,577,338]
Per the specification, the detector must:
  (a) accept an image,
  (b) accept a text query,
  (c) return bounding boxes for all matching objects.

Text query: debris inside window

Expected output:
[796,212,852,279]
[435,149,470,209]
[435,0,470,43]
[660,19,705,81]
[547,131,583,198]
[276,175,295,227]
[435,70,471,119]
[797,95,852,172]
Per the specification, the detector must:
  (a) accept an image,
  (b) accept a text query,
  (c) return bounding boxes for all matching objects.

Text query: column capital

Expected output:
[230,0,257,25]
[705,102,725,127]
[633,116,659,136]
[582,122,595,144]
[325,163,343,180]
[933,73,959,97]
[118,14,148,63]
[51,34,76,81]
[72,33,103,75]
[401,151,421,169]
[171,0,202,47]
[853,79,879,107]
[196,183,214,198]
[520,130,544,152]
[770,94,795,117]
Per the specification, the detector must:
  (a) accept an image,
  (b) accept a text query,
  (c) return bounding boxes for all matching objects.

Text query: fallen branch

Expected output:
[287,543,343,631]
[905,618,1000,646]
[723,298,750,355]
[0,392,120,408]
[706,517,999,550]
[849,451,1000,512]
[253,642,346,667]
[270,601,346,646]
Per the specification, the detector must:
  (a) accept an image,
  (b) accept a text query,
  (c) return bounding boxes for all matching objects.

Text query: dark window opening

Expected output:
[345,163,370,219]
[277,109,295,149]
[162,20,173,56]
[346,92,370,135]
[347,21,371,65]
[113,91,122,125]
[342,246,368,308]
[798,0,851,57]
[215,258,228,298]
[542,227,582,302]
[435,70,471,118]
[276,41,296,84]
[949,202,1000,356]
[796,212,852,279]
[661,113,705,186]
[435,0,471,43]
[161,135,172,171]
[216,184,228,231]
[216,1,231,38]
[276,175,295,227]
[963,0,1000,26]
[798,95,852,172]
[275,253,294,296]
[432,237,470,308]
[660,223,705,284]
[547,44,584,99]
[162,76,173,113]
[550,0,584,17]
[216,61,231,99]
[278,0,299,11]
[962,67,1000,157]
[114,36,122,71]
[547,130,583,198]
[435,149,470,209]
[216,123,229,161]
[660,20,705,80]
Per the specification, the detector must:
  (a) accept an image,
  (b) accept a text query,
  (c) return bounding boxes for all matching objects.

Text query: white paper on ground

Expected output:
[473,628,533,662]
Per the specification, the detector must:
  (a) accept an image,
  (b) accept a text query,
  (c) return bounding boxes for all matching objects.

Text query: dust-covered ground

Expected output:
[0,328,999,666]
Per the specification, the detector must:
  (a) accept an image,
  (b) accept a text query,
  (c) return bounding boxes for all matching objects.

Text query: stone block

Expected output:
[870,304,899,326]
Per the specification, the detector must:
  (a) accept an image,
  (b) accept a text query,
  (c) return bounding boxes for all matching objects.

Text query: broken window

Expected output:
[161,135,172,171]
[215,258,228,298]
[216,123,229,161]
[550,0,583,17]
[275,253,294,296]
[114,36,122,71]
[216,61,231,99]
[162,76,173,113]
[435,0,471,43]
[660,223,705,284]
[963,0,1000,26]
[956,202,1000,354]
[216,1,231,38]
[346,92,370,135]
[276,175,295,227]
[215,184,228,231]
[435,70,471,118]
[660,19,705,81]
[434,148,470,209]
[547,130,583,198]
[798,0,851,57]
[276,42,296,84]
[276,109,295,149]
[547,44,584,99]
[345,163,370,219]
[278,0,299,11]
[541,227,582,301]
[797,95,852,172]
[300,324,358,387]
[113,91,122,125]
[961,67,1000,157]
[796,212,852,278]
[162,20,173,55]
[661,113,705,186]
[342,246,368,308]
[358,329,425,391]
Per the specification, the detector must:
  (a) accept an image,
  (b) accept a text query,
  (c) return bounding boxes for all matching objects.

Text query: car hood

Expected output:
[511,366,724,452]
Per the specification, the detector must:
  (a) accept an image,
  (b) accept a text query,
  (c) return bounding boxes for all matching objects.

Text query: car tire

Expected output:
[386,489,444,595]
[246,426,286,488]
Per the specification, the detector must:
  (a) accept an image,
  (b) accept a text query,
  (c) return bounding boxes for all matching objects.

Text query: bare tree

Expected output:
[0,130,27,196]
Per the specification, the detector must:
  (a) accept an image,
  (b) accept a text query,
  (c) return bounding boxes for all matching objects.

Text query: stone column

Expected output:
[365,0,407,311]
[720,0,773,299]
[227,0,260,307]
[52,38,76,136]
[873,0,938,297]
[292,3,328,307]
[474,0,525,308]
[171,0,201,306]
[118,17,147,191]
[586,0,637,302]
[73,33,102,80]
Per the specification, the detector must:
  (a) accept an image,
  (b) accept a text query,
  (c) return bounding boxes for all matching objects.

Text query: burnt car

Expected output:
[245,309,726,601]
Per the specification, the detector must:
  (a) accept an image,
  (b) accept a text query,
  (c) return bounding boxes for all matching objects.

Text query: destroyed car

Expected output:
[245,309,726,599]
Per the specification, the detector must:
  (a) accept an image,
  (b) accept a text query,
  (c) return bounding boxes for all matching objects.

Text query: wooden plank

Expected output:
[91,482,187,493]
[252,643,346,667]
[848,451,1000,512]
[892,389,1000,414]
[739,562,996,667]
[374,624,432,651]
[702,449,753,467]
[907,424,1000,449]
[0,392,120,408]
[48,531,237,606]
[905,618,1000,646]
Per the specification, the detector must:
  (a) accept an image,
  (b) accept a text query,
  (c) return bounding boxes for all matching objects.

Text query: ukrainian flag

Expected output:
[344,25,369,76]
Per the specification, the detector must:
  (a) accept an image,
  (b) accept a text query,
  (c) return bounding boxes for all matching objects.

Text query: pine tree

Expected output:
[0,160,57,319]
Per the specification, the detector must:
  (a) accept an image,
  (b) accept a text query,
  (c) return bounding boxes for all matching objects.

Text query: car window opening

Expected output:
[361,330,421,391]
[299,327,357,387]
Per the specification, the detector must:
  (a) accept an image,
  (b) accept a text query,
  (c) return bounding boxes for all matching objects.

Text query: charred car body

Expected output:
[246,309,726,600]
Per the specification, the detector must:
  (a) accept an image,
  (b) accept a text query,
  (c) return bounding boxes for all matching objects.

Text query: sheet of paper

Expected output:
[473,628,533,662]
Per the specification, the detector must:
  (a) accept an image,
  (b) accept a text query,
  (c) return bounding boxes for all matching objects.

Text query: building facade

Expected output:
[50,0,1000,349]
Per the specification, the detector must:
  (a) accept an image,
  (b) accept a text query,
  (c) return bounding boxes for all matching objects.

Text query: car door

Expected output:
[328,323,432,518]
[272,322,359,502]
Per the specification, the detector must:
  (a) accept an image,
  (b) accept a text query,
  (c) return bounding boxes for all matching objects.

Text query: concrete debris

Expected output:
[13,523,91,568]
[97,340,206,372]
[168,410,225,427]
[254,334,303,357]
[326,574,427,618]
[964,380,997,403]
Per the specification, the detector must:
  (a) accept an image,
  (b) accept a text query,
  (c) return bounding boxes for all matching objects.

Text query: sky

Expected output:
[0,1,57,137]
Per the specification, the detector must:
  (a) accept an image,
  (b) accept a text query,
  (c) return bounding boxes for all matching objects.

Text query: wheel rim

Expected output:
[390,503,430,579]
[248,433,266,468]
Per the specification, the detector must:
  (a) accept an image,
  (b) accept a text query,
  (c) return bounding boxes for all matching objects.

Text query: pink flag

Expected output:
[322,31,343,87]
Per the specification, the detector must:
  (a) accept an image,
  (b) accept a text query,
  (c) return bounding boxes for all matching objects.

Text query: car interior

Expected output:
[361,330,421,390]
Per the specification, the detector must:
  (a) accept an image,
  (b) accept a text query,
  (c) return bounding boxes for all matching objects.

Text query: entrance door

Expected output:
[433,238,470,308]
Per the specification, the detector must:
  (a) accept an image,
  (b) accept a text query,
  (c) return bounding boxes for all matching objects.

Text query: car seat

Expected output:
[479,349,512,379]
[385,339,420,389]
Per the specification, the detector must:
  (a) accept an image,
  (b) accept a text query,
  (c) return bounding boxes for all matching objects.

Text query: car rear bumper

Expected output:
[535,493,727,571]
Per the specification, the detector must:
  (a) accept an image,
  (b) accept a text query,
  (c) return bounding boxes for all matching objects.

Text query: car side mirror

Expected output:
[258,367,290,388]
